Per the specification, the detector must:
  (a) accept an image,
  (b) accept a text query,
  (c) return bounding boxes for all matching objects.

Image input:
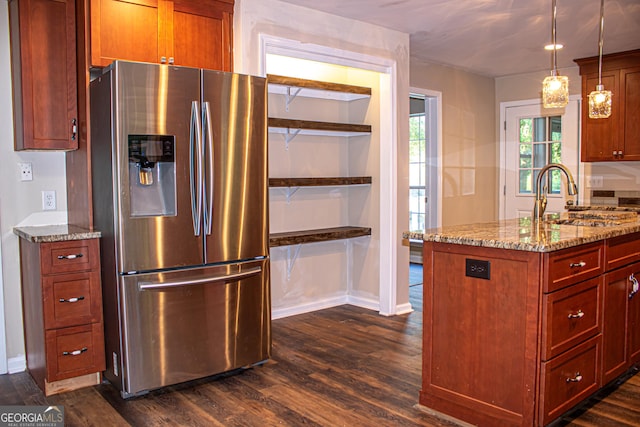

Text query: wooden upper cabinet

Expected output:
[621,67,640,161]
[90,0,160,66]
[9,0,79,151]
[168,0,233,71]
[90,0,234,71]
[575,50,640,162]
[580,72,619,162]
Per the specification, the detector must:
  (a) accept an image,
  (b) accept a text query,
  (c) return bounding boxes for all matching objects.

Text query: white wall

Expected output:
[0,2,68,367]
[410,59,497,226]
[234,0,411,313]
[496,66,640,201]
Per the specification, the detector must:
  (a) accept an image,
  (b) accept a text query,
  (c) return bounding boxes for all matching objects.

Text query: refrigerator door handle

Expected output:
[190,100,203,236]
[138,266,263,290]
[202,101,214,235]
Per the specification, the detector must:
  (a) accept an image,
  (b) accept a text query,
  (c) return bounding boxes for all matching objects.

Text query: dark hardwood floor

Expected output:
[1,285,640,426]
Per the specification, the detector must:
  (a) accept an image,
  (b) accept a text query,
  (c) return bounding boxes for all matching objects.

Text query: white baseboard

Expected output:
[8,354,26,374]
[346,295,380,311]
[272,295,349,320]
[394,302,414,315]
[272,295,413,319]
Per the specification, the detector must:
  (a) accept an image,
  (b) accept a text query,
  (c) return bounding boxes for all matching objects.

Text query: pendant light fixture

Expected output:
[542,0,569,108]
[588,0,612,118]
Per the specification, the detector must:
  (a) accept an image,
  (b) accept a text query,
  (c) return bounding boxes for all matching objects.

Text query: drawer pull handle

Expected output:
[59,296,85,303]
[57,253,83,260]
[566,373,583,383]
[71,118,77,141]
[567,310,585,319]
[62,347,87,356]
[629,274,639,300]
[569,261,586,268]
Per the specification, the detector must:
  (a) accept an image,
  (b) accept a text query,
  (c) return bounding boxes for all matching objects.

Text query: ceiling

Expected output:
[275,0,640,77]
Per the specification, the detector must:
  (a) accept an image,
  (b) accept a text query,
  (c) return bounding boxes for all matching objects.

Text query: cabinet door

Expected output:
[627,264,640,365]
[43,270,103,329]
[166,0,233,70]
[90,0,234,70]
[45,323,105,382]
[580,71,619,162]
[602,265,633,384]
[621,67,640,161]
[10,0,78,150]
[90,0,161,67]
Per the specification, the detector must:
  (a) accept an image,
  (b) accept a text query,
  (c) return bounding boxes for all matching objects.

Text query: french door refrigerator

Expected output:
[90,61,270,398]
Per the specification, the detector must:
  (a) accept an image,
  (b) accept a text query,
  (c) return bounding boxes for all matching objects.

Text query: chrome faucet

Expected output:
[533,163,578,221]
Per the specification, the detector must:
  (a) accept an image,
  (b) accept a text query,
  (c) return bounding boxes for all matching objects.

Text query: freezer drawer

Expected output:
[109,259,271,397]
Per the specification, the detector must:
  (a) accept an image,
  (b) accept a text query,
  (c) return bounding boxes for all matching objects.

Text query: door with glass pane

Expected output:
[503,101,579,219]
[409,96,427,230]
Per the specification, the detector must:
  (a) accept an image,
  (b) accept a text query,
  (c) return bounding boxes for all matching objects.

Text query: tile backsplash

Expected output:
[590,190,640,207]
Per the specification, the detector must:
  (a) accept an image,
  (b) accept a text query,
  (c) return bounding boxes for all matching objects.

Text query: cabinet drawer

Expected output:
[544,242,604,292]
[539,335,601,425]
[45,323,105,382]
[43,271,102,329]
[41,239,99,275]
[541,277,602,360]
[606,232,640,271]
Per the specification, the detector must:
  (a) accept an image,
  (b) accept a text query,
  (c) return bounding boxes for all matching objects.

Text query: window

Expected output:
[518,115,562,195]
[409,96,426,230]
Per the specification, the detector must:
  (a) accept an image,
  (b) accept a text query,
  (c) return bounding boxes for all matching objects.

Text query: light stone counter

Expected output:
[14,225,101,243]
[403,214,640,253]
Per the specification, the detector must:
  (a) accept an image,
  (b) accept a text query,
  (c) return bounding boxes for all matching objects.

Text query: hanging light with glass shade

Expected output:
[542,0,569,108]
[588,0,612,118]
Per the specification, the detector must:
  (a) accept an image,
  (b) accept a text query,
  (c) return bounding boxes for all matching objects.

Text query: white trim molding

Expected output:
[409,87,443,229]
[7,354,26,374]
[259,34,400,317]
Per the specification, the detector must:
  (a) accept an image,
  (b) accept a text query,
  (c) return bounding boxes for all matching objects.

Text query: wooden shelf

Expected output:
[268,118,371,137]
[269,226,371,247]
[267,74,371,101]
[269,177,372,187]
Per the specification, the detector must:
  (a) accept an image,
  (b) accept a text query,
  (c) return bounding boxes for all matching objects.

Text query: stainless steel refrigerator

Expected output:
[90,61,270,398]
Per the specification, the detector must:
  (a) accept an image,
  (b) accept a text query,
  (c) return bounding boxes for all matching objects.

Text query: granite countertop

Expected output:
[568,205,640,213]
[14,225,101,243]
[404,213,640,253]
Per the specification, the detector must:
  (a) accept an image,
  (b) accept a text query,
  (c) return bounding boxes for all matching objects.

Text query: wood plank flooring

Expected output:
[1,285,640,426]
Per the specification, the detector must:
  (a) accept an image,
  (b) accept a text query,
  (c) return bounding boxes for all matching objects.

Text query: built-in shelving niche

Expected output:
[267,74,373,278]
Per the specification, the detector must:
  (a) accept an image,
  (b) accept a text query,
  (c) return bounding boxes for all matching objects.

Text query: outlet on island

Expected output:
[465,258,491,280]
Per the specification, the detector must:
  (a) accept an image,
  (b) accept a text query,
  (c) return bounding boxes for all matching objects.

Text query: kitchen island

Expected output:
[405,213,640,426]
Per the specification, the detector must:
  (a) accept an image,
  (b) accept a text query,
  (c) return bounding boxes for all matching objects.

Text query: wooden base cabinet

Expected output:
[421,233,640,426]
[420,241,607,426]
[19,238,105,396]
[421,243,542,426]
[602,263,640,384]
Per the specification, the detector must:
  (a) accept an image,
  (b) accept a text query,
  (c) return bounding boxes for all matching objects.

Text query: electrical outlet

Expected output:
[19,162,32,181]
[587,176,604,188]
[42,190,56,211]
